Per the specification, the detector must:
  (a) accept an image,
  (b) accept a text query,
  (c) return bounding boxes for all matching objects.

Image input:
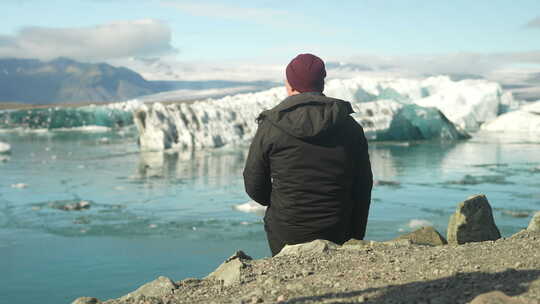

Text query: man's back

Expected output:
[243,91,373,255]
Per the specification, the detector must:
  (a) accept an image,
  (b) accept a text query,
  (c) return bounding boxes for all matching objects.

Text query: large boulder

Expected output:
[206,251,252,286]
[71,297,101,304]
[527,211,540,232]
[447,194,501,244]
[395,226,448,246]
[276,239,338,257]
[121,276,177,300]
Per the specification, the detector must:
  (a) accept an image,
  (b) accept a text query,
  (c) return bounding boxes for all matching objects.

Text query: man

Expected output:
[243,53,373,256]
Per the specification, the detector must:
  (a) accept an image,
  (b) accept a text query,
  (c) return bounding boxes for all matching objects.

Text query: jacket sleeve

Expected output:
[243,119,272,206]
[350,120,373,240]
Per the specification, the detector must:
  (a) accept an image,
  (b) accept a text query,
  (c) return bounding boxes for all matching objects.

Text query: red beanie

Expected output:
[286,53,326,93]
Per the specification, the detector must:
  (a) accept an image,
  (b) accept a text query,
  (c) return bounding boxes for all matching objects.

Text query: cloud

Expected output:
[345,51,540,76]
[525,16,540,28]
[160,1,333,33]
[161,1,289,23]
[0,19,176,61]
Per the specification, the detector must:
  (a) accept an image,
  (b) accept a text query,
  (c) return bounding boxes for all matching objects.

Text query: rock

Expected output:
[206,251,251,286]
[469,291,530,304]
[527,211,540,232]
[121,276,177,300]
[342,239,372,247]
[383,238,413,247]
[225,250,252,262]
[71,297,101,304]
[447,194,501,244]
[394,226,448,246]
[276,239,338,257]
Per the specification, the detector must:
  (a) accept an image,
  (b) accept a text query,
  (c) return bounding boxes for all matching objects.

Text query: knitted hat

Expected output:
[286,53,326,93]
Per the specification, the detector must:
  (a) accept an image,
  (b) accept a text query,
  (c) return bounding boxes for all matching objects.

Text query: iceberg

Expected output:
[134,88,286,150]
[134,90,468,151]
[481,101,540,132]
[0,141,10,153]
[0,75,511,147]
[0,100,141,131]
[325,76,515,131]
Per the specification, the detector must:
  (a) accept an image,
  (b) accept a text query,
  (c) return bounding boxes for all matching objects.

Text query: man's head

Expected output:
[285,53,326,96]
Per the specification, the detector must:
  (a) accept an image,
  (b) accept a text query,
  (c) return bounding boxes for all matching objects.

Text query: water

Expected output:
[1,128,539,304]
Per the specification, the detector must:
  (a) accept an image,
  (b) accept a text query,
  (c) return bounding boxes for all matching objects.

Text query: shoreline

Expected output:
[73,200,540,304]
[74,230,540,304]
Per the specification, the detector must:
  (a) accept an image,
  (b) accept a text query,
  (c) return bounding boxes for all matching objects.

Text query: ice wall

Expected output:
[134,88,469,151]
[325,76,514,130]
[134,88,286,150]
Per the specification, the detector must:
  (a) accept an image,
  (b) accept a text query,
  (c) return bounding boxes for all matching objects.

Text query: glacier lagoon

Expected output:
[0,76,539,303]
[1,128,540,304]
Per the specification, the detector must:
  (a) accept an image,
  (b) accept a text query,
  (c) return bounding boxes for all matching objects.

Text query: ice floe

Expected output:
[481,101,540,132]
[232,201,267,216]
[0,141,10,153]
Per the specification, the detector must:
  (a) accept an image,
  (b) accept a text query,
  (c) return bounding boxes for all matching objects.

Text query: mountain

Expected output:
[0,57,161,104]
[0,58,280,105]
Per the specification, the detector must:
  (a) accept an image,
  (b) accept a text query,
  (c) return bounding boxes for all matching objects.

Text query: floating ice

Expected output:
[0,76,515,144]
[481,101,540,132]
[11,183,28,189]
[325,76,515,130]
[407,219,433,229]
[0,99,142,130]
[232,201,267,216]
[134,87,469,151]
[0,141,10,153]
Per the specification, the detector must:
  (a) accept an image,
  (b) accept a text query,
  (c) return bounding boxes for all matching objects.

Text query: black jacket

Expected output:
[243,92,373,247]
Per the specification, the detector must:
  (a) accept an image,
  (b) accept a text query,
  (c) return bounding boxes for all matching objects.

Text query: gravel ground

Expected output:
[96,229,540,304]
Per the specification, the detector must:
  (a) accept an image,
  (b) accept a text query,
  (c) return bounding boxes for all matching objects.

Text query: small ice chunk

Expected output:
[11,183,28,189]
[148,224,158,229]
[232,201,267,216]
[407,219,433,229]
[0,141,11,154]
[55,200,91,211]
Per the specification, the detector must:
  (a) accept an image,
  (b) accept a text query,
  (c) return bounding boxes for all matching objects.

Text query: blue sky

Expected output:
[1,0,540,76]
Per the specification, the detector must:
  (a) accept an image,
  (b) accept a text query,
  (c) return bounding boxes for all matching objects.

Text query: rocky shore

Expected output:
[73,195,540,304]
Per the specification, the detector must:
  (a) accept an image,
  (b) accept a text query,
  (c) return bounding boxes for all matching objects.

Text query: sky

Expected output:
[1,0,540,79]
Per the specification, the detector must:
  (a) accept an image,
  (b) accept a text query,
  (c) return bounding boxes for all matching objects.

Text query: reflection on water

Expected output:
[136,149,247,187]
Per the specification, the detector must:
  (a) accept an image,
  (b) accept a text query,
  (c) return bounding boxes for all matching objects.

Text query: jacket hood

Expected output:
[260,92,354,140]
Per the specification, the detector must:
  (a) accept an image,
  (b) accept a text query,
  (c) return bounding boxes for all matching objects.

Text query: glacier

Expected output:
[0,75,519,151]
[481,101,540,132]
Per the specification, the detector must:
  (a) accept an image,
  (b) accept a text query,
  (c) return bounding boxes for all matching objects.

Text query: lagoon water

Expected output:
[1,128,540,304]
